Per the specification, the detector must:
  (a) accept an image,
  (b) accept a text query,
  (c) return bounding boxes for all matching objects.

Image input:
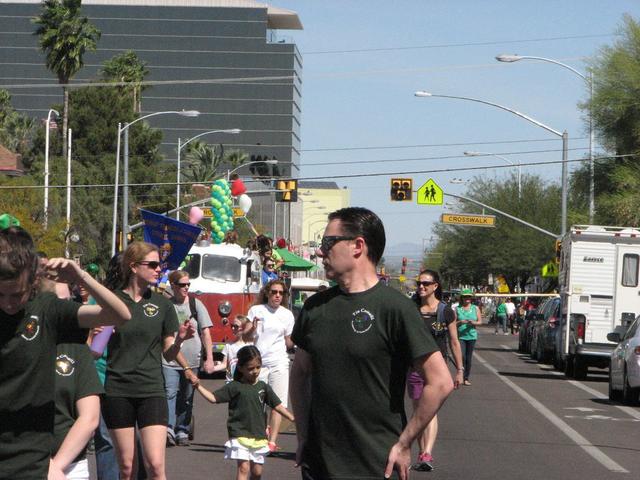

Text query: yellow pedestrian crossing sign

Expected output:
[417,179,443,205]
[541,261,559,277]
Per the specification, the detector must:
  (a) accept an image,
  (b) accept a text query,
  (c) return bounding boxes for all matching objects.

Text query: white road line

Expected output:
[475,352,629,474]
[505,345,640,421]
[566,379,640,421]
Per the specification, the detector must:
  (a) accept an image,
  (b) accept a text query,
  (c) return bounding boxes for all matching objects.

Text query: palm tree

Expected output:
[183,141,226,184]
[183,143,250,184]
[102,50,149,113]
[33,0,101,156]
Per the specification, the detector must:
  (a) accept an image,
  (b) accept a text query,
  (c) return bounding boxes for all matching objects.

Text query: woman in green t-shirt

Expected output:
[456,289,482,386]
[101,242,195,480]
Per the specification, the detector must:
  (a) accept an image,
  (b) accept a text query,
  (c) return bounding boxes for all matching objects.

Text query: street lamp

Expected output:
[44,108,59,229]
[464,151,521,199]
[415,91,568,234]
[227,159,278,180]
[307,218,328,245]
[449,178,468,184]
[496,54,595,221]
[176,128,241,219]
[111,110,200,256]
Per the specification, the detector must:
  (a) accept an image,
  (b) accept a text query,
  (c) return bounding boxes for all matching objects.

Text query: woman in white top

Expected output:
[247,279,295,453]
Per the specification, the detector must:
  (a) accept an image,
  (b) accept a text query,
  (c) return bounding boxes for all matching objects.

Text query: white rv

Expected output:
[559,225,640,379]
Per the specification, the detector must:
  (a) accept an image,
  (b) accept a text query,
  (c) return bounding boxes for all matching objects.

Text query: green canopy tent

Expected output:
[275,248,318,271]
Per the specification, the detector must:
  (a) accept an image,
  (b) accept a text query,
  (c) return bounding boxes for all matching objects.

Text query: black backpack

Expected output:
[188,296,199,323]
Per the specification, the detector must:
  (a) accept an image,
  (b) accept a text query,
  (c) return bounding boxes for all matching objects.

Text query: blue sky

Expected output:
[273,0,640,252]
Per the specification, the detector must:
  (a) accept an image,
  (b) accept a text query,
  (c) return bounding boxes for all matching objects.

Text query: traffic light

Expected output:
[555,239,562,264]
[390,178,412,201]
[401,257,407,275]
[276,179,298,202]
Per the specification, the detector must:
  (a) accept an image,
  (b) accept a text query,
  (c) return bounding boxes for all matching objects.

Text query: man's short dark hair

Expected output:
[0,226,39,283]
[328,207,385,265]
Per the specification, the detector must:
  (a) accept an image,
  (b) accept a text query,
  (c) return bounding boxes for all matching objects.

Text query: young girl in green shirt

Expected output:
[197,346,294,480]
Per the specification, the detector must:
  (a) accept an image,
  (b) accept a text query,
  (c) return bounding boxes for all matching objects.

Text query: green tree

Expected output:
[182,142,250,185]
[33,0,101,157]
[575,14,640,225]
[22,84,167,265]
[432,173,560,292]
[0,89,36,157]
[0,176,66,255]
[102,50,149,113]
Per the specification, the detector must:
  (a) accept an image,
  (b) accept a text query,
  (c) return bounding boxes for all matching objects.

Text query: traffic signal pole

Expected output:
[446,192,559,239]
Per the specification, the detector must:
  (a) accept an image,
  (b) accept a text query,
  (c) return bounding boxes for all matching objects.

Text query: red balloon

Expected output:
[231,178,247,196]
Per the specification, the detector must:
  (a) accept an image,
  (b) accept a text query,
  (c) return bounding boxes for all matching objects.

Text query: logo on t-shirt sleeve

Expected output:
[351,308,374,334]
[56,354,75,376]
[21,315,40,341]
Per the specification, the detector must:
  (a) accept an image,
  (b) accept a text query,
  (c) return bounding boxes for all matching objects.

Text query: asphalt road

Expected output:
[89,326,640,479]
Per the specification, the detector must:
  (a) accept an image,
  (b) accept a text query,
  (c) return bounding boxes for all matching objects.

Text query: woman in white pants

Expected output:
[247,279,295,453]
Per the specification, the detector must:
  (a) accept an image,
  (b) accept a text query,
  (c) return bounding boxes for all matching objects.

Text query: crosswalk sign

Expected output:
[541,261,559,277]
[417,179,443,205]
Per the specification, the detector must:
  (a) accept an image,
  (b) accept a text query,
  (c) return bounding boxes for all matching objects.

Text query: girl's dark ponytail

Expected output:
[233,345,262,381]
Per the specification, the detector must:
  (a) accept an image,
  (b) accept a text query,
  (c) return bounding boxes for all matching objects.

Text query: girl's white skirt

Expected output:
[224,438,270,464]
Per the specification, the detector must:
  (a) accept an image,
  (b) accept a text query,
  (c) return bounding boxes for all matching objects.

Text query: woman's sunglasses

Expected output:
[416,281,437,288]
[136,261,161,269]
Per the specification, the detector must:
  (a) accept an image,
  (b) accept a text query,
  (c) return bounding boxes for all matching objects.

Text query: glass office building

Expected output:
[0,0,302,178]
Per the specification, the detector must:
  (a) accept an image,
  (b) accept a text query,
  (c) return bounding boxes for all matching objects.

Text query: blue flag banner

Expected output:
[140,209,201,271]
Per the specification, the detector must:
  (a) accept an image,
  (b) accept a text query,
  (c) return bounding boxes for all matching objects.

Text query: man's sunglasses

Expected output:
[269,289,284,296]
[320,235,356,253]
[137,261,161,269]
[416,281,437,288]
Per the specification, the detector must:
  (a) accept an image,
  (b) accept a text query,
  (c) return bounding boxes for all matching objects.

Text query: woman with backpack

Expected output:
[162,270,215,447]
[408,269,463,472]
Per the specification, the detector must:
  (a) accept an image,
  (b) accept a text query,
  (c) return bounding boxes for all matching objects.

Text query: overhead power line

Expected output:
[303,33,616,55]
[301,136,590,152]
[301,147,589,167]
[1,152,633,191]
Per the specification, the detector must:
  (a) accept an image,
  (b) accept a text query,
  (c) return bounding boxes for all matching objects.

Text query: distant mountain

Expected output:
[385,242,423,258]
[384,243,424,269]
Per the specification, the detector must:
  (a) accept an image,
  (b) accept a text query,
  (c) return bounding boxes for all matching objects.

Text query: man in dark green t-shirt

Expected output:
[290,208,454,480]
[0,227,131,480]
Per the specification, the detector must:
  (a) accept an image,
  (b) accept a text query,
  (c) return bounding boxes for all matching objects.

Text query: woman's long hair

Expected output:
[414,269,443,306]
[254,279,290,308]
[104,253,124,291]
[233,345,262,382]
[121,241,159,287]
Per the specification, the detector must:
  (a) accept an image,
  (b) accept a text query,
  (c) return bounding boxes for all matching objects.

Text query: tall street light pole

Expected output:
[415,91,568,235]
[111,110,200,256]
[496,54,594,222]
[464,151,521,199]
[176,128,241,219]
[44,108,59,229]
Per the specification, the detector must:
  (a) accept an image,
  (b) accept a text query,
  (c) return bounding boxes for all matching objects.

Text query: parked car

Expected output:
[533,298,561,365]
[530,298,556,361]
[518,306,539,354]
[607,316,640,405]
